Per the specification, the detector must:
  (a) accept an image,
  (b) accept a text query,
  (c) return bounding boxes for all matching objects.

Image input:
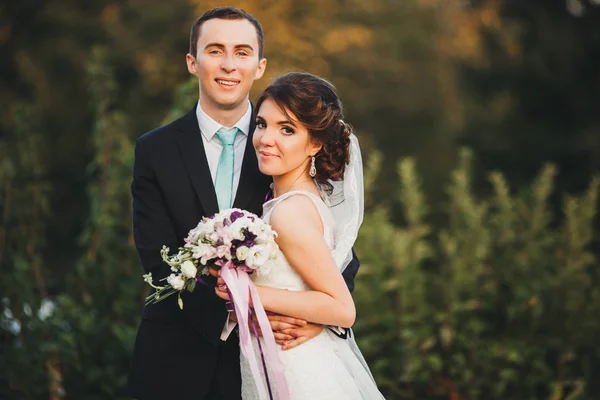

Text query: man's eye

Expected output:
[237,51,248,57]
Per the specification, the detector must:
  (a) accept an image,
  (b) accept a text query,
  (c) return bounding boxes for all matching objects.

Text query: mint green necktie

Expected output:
[214,127,240,211]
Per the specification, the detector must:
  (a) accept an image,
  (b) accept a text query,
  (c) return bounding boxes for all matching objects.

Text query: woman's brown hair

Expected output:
[255,72,351,184]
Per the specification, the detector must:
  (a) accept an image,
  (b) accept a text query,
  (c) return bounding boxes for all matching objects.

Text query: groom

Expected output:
[127,7,360,400]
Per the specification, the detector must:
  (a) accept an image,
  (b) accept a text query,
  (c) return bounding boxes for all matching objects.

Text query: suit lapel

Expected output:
[233,108,264,209]
[175,105,219,217]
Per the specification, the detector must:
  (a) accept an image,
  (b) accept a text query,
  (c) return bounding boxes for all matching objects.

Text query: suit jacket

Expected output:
[127,105,360,400]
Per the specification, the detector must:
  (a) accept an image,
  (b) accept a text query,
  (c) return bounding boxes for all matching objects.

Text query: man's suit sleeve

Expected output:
[341,248,360,293]
[131,137,178,280]
[328,249,360,339]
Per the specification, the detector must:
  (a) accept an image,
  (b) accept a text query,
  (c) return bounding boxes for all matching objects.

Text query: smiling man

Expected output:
[186,13,266,125]
[127,7,360,400]
[126,8,272,400]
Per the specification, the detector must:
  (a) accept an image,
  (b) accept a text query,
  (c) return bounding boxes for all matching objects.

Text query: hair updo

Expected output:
[255,72,352,184]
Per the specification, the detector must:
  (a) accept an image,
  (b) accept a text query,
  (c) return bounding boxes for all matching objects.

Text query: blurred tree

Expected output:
[0,0,195,294]
[452,0,600,196]
[354,149,600,399]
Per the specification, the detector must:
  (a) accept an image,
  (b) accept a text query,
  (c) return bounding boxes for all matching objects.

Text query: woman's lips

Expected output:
[259,150,278,160]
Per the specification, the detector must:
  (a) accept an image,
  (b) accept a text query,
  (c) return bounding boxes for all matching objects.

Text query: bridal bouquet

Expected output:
[142,208,289,400]
[143,208,280,309]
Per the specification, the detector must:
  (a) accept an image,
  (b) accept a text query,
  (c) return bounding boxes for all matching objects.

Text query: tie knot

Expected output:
[216,127,239,146]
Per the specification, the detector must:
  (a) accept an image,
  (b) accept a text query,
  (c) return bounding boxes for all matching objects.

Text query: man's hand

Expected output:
[267,313,307,343]
[214,273,324,349]
[264,313,324,351]
[215,273,231,301]
[280,323,324,350]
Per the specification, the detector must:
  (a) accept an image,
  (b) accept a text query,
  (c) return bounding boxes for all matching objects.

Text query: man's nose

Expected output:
[221,55,236,72]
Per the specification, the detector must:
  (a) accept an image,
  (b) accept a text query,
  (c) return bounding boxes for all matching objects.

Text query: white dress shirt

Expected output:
[195,101,252,341]
[196,101,252,198]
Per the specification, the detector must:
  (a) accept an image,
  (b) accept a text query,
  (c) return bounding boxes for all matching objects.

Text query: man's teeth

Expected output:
[217,80,238,86]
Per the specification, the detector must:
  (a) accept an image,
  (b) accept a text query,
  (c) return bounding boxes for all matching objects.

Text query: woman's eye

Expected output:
[256,121,266,129]
[282,127,295,135]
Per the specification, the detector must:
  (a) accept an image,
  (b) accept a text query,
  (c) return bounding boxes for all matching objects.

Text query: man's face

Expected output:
[186,18,266,115]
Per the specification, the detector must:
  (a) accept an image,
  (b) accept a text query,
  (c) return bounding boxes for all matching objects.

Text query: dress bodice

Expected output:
[251,190,337,291]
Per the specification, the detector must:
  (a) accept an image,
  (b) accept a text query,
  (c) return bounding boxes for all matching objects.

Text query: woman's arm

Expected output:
[218,194,356,328]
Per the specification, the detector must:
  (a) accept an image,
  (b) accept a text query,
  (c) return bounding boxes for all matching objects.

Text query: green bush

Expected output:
[353,149,600,400]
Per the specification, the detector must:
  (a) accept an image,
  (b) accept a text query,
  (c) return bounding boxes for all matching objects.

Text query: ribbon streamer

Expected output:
[219,261,290,400]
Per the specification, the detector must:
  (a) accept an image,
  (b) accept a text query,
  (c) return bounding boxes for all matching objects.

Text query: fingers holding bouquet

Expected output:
[215,275,230,301]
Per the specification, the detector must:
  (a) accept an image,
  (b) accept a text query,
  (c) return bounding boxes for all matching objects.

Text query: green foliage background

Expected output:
[1,1,599,399]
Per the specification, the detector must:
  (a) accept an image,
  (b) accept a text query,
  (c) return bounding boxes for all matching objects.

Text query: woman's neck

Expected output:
[272,172,317,198]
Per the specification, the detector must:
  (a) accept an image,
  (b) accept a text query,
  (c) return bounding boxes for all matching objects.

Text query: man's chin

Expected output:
[212,95,248,111]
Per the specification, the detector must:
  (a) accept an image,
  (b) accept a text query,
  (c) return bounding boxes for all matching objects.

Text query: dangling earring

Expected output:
[309,156,317,177]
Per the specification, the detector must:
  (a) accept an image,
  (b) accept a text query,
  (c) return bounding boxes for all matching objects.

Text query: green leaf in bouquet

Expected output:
[186,279,197,293]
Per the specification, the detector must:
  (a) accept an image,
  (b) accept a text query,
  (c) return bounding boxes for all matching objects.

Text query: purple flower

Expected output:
[230,211,245,222]
[244,230,257,242]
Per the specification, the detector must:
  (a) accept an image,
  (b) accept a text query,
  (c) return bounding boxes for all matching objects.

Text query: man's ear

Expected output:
[254,58,267,80]
[186,53,197,75]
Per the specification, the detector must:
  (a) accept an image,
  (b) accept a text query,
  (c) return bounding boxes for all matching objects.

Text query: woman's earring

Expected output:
[309,156,316,177]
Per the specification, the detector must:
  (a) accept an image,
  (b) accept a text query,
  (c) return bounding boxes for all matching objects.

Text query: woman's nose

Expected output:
[259,128,276,145]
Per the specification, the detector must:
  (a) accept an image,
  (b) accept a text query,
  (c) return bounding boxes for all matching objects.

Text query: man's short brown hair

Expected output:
[189,7,265,59]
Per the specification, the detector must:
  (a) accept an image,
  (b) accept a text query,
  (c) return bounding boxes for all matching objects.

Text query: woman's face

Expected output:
[253,98,321,179]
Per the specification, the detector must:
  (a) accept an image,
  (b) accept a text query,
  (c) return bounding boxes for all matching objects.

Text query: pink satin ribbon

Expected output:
[220,261,290,400]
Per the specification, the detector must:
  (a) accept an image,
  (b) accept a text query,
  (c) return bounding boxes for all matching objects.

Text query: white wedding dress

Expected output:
[240,190,385,400]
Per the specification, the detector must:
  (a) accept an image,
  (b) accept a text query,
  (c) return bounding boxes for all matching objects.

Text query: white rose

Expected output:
[192,243,213,260]
[167,273,185,290]
[216,244,232,260]
[228,223,245,241]
[229,216,248,230]
[246,245,269,268]
[247,221,263,235]
[180,260,197,279]
[236,246,250,261]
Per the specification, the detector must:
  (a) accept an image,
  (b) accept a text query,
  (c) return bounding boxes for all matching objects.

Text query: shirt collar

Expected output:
[196,101,252,140]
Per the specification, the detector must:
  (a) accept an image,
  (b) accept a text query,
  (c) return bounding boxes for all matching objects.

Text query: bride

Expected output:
[216,72,384,400]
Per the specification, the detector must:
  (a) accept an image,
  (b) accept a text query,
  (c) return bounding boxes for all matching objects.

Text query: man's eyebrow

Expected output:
[204,43,255,52]
[234,44,254,52]
[204,42,225,50]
